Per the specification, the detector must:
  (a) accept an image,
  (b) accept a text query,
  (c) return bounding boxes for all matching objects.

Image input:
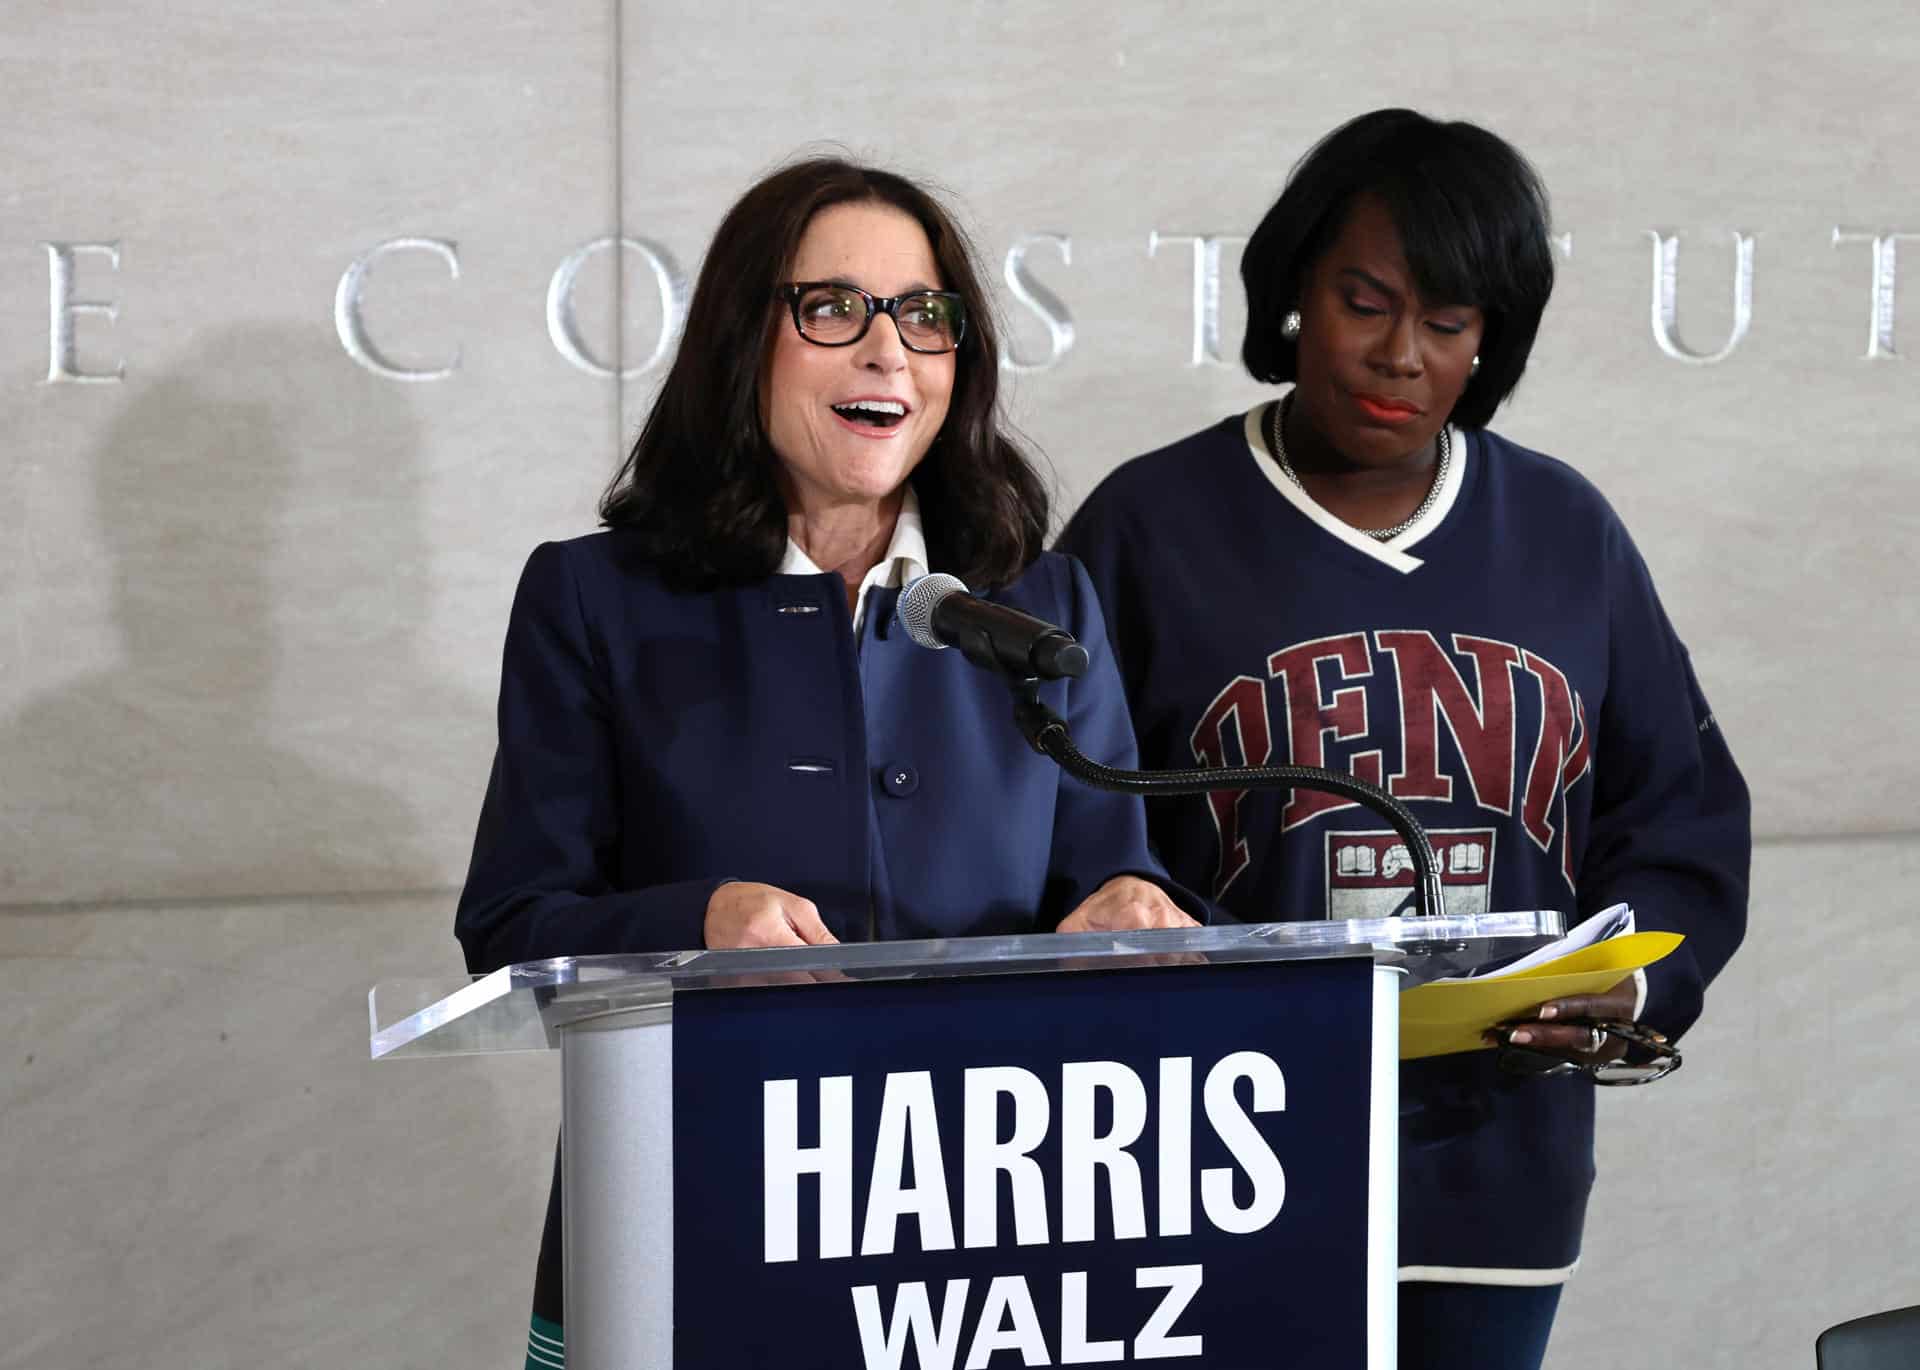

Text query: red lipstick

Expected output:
[1354,393,1422,425]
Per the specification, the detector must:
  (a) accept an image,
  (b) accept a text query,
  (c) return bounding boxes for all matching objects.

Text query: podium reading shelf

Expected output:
[371,912,1560,1370]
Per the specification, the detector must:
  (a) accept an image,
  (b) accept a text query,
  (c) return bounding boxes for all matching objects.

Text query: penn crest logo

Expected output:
[1189,630,1591,900]
[1326,827,1498,918]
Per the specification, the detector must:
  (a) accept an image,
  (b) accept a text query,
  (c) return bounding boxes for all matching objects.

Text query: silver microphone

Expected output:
[896,574,1089,680]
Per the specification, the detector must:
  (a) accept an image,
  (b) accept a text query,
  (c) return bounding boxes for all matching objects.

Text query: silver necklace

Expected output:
[1267,393,1451,542]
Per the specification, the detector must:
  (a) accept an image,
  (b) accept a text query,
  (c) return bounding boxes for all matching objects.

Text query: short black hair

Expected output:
[600,157,1049,592]
[1241,109,1555,429]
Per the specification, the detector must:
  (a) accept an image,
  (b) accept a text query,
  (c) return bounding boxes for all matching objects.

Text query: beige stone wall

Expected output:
[4,2,1915,1365]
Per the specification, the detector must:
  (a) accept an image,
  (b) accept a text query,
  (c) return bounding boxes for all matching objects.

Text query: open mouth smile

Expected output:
[830,399,909,431]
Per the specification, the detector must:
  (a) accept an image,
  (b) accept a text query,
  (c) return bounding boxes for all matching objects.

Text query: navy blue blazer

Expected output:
[456,531,1191,973]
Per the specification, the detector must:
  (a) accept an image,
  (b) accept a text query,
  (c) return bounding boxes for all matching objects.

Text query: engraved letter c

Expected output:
[333,237,461,382]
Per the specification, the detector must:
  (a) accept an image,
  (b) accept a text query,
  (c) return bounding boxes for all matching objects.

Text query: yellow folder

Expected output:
[1399,931,1684,1059]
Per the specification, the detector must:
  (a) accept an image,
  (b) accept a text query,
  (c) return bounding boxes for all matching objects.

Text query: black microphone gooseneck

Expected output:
[1008,680,1448,920]
[895,573,1448,919]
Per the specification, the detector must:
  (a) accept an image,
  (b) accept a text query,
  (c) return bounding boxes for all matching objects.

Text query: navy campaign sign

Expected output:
[671,957,1374,1369]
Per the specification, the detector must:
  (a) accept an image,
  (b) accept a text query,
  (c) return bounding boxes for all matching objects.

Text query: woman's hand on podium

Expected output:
[704,881,842,949]
[1055,876,1200,934]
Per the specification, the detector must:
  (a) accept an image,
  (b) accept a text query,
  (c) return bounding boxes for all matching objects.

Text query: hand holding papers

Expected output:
[1400,904,1682,1060]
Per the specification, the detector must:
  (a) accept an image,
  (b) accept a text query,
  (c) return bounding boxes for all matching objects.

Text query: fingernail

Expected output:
[1537,1004,1558,1020]
[1509,1029,1534,1045]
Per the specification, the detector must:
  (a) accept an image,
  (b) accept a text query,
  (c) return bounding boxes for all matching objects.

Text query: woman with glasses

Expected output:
[1058,109,1750,1370]
[456,157,1199,1368]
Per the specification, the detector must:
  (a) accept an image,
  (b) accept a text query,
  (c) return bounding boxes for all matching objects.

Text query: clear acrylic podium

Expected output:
[371,912,1561,1370]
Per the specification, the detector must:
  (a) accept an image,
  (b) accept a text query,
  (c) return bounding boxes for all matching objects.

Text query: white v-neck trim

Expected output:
[1239,404,1465,575]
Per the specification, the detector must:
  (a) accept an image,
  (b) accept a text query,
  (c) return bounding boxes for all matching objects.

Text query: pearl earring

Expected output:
[1280,310,1302,340]
[1470,355,1481,376]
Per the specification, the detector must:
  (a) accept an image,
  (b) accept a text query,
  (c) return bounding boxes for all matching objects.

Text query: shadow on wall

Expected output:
[1,324,490,906]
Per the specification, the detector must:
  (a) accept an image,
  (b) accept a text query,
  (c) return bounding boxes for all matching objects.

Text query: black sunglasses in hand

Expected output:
[1493,1019,1682,1086]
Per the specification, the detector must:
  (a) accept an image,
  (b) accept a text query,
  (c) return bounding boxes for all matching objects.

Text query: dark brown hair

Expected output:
[600,157,1049,591]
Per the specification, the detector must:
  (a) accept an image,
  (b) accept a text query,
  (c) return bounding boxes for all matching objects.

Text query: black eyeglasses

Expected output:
[776,282,967,354]
[1495,1019,1683,1086]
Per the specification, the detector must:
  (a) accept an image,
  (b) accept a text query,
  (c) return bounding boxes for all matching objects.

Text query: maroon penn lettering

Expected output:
[1518,649,1590,890]
[1265,634,1381,830]
[1188,675,1272,898]
[1374,631,1521,812]
[1194,632,1593,899]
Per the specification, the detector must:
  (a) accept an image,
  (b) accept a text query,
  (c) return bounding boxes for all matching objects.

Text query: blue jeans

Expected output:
[1399,1281,1564,1370]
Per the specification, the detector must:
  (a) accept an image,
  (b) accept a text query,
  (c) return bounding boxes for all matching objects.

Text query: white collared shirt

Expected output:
[775,485,931,635]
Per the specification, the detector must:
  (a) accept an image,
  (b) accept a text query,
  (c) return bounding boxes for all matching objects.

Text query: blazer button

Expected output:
[881,764,919,797]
